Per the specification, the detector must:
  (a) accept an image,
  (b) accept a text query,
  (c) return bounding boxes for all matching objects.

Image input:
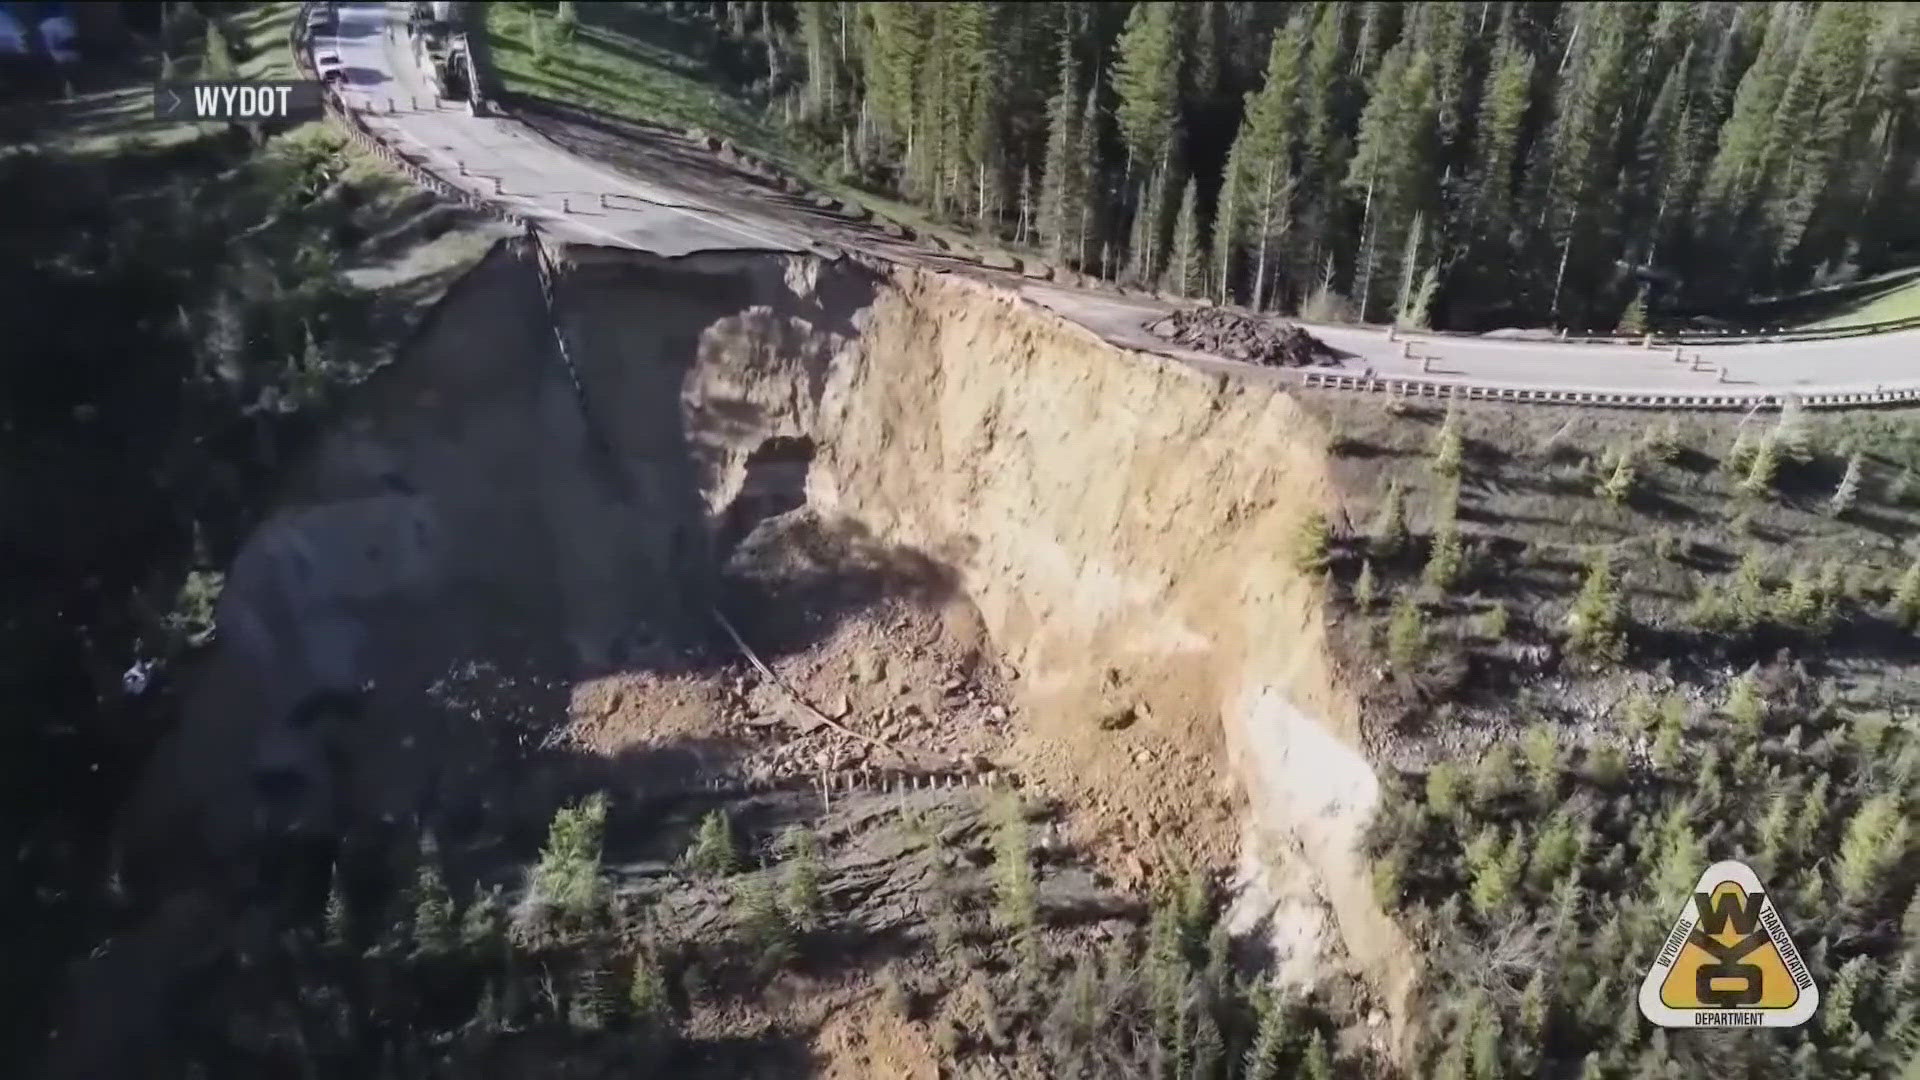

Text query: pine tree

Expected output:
[1895,559,1920,629]
[1740,435,1779,497]
[1222,17,1306,309]
[864,4,932,173]
[569,962,612,1031]
[1353,560,1378,610]
[1774,396,1813,464]
[411,847,457,956]
[1773,569,1822,632]
[687,809,738,878]
[1536,4,1642,320]
[736,872,796,975]
[460,885,504,952]
[1185,2,1222,110]
[1387,593,1427,668]
[797,2,839,119]
[1299,1030,1334,1080]
[1725,428,1758,476]
[1821,955,1873,1040]
[1242,992,1290,1080]
[1830,451,1863,515]
[1371,479,1409,555]
[1598,448,1636,505]
[1431,405,1465,476]
[1616,287,1649,335]
[990,792,1038,957]
[1111,1,1181,182]
[533,793,608,922]
[1293,509,1331,574]
[1645,418,1682,463]
[1566,547,1626,663]
[1468,33,1534,239]
[1465,826,1524,914]
[779,824,826,931]
[629,947,672,1030]
[323,864,351,950]
[1729,549,1771,630]
[1166,177,1203,296]
[1297,2,1350,268]
[1346,42,1438,321]
[1426,761,1466,820]
[1723,669,1765,729]
[1521,725,1562,795]
[1423,525,1464,593]
[1074,72,1103,272]
[1767,4,1877,266]
[1211,153,1241,302]
[1393,213,1440,330]
[1836,793,1910,907]
[1112,3,1181,280]
[1037,37,1084,266]
[1190,1008,1224,1080]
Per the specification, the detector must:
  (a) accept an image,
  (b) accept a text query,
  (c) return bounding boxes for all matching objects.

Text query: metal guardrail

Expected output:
[1296,370,1920,411]
[1560,310,1920,347]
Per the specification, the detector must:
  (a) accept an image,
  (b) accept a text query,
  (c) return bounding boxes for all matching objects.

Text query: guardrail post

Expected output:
[1717,365,1728,383]
[562,196,571,214]
[387,97,395,113]
[1557,327,1567,341]
[1419,355,1432,373]
[599,192,610,210]
[411,96,418,110]
[1401,341,1412,359]
[457,161,466,175]
[1673,346,1684,362]
[1386,325,1397,342]
[493,176,503,195]
[1642,334,1653,348]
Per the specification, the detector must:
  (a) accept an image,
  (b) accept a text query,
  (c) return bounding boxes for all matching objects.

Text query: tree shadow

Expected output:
[720,512,965,662]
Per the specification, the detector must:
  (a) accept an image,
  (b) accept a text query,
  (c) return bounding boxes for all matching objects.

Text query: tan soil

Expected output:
[810,990,943,1080]
[97,240,1418,1074]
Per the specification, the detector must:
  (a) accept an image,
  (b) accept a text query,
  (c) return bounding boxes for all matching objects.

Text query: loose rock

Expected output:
[1147,308,1338,367]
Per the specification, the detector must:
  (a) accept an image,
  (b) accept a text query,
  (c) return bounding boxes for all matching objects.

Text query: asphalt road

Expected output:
[313,2,1920,398]
[318,2,821,257]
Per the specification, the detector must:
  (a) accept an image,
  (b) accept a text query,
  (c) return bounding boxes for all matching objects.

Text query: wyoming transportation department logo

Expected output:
[1638,860,1819,1029]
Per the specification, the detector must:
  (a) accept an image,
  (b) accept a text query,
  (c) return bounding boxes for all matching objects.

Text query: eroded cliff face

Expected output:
[830,269,1414,1035]
[121,240,1413,1056]
[554,249,1416,1039]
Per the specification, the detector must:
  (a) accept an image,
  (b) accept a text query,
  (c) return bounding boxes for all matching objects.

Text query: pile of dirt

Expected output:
[561,509,1017,787]
[1147,307,1338,366]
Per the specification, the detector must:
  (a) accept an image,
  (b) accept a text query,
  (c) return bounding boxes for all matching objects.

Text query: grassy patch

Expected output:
[228,0,302,81]
[1727,265,1920,330]
[480,1,1012,258]
[1798,271,1920,328]
[485,1,791,162]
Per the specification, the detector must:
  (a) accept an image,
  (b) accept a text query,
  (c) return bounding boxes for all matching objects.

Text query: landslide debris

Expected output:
[1147,307,1338,366]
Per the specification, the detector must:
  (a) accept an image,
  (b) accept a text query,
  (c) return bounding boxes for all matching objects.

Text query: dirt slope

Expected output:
[106,240,1416,1069]
[553,248,1416,1039]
